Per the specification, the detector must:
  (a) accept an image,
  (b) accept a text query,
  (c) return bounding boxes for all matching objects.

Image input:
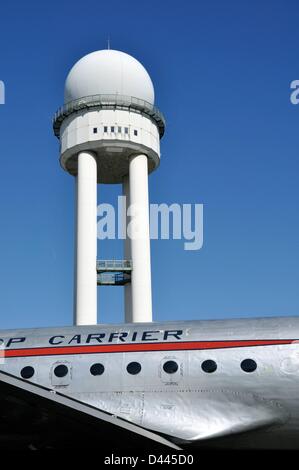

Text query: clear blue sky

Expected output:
[0,0,298,329]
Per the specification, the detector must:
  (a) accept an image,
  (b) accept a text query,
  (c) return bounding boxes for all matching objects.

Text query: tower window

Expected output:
[54,364,69,378]
[241,359,257,373]
[163,360,178,374]
[20,366,35,379]
[90,363,105,376]
[201,360,217,373]
[127,362,141,375]
[118,126,122,133]
[134,130,138,136]
[93,128,97,134]
[111,126,115,133]
[124,127,129,134]
[104,126,108,133]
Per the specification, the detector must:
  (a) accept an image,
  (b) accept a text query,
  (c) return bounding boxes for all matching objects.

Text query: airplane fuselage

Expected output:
[1,316,299,449]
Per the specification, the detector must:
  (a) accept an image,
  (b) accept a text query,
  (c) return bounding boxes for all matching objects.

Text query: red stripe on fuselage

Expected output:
[1,339,296,358]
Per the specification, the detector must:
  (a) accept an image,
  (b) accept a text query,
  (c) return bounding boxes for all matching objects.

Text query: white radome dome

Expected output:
[64,49,155,105]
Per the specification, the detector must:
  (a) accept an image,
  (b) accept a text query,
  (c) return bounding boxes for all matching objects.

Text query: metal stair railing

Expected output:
[96,260,132,273]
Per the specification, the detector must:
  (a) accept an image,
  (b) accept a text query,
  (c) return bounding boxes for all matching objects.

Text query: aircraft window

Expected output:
[163,360,178,374]
[20,366,34,379]
[54,364,68,378]
[127,362,141,375]
[90,363,105,376]
[241,359,257,373]
[201,360,217,373]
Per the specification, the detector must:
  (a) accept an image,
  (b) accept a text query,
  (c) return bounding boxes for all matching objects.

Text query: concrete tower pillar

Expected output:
[74,151,98,325]
[123,175,133,322]
[129,154,152,322]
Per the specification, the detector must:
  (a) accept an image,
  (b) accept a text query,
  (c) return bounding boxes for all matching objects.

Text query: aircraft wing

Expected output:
[0,371,181,450]
[145,389,289,449]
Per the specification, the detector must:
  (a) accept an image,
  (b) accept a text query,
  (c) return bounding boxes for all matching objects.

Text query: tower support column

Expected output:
[74,151,98,325]
[123,175,133,322]
[128,154,152,322]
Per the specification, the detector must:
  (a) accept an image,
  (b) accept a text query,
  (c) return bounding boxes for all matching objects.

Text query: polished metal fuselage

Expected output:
[1,316,299,449]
